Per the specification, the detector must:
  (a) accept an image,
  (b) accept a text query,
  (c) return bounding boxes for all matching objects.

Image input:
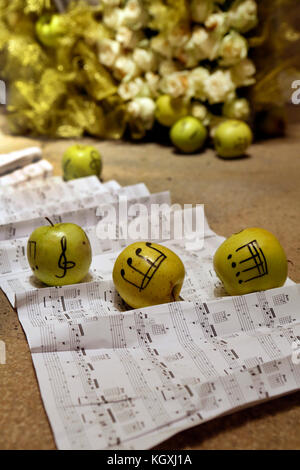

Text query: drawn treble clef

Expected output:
[89,150,101,175]
[55,236,76,278]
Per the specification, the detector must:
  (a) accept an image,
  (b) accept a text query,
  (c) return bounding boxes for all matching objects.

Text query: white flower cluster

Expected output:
[97,0,258,137]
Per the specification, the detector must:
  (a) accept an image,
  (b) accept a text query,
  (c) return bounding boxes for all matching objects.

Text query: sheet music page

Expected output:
[1,175,299,449]
[15,282,300,450]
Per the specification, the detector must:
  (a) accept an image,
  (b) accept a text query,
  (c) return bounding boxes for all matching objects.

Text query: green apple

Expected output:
[213,227,288,296]
[35,14,66,47]
[170,116,207,153]
[155,95,189,127]
[62,144,102,181]
[27,219,92,286]
[113,242,185,309]
[214,119,252,158]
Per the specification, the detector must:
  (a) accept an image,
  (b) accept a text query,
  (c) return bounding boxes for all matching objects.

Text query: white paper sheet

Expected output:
[0,146,42,175]
[15,282,300,450]
[0,159,53,189]
[1,175,299,450]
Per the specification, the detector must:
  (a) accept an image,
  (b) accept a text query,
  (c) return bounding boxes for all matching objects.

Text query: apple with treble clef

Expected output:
[27,218,92,286]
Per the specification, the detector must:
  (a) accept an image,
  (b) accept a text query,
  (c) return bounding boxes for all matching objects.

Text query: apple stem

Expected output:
[45,217,54,227]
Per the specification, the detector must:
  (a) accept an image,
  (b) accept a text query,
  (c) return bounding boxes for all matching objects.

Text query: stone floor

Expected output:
[0,115,300,449]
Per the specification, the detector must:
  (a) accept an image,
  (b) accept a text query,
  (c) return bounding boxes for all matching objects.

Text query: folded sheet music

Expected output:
[0,146,42,176]
[1,175,299,450]
[0,159,53,189]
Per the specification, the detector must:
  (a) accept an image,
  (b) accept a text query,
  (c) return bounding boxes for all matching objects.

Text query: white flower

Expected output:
[230,58,256,86]
[133,48,157,72]
[113,55,141,82]
[118,77,144,100]
[219,31,248,66]
[203,70,236,104]
[145,72,160,97]
[191,102,210,125]
[222,97,251,120]
[190,0,214,23]
[150,35,172,59]
[158,60,181,77]
[205,12,229,37]
[188,67,210,100]
[184,26,219,62]
[228,0,258,33]
[116,26,143,49]
[168,24,190,49]
[98,39,121,68]
[123,0,148,31]
[159,71,189,98]
[127,97,156,129]
[102,7,124,30]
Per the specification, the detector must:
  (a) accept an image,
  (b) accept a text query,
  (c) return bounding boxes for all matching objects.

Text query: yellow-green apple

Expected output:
[62,144,102,181]
[214,119,252,158]
[213,227,288,295]
[113,242,185,309]
[170,116,207,153]
[27,219,92,286]
[155,95,189,127]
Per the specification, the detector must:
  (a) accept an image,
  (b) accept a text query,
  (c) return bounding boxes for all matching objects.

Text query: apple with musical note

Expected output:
[113,242,185,309]
[213,227,288,296]
[27,218,92,286]
[62,144,102,181]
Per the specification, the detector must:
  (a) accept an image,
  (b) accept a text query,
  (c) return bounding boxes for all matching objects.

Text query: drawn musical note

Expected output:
[28,240,37,259]
[121,242,167,291]
[55,236,76,278]
[229,239,268,285]
[89,151,101,175]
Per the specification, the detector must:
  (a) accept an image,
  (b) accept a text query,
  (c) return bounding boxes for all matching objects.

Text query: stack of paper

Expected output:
[0,175,299,450]
[0,147,53,189]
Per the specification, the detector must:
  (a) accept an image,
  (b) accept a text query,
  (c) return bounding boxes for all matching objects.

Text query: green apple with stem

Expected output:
[27,218,92,286]
[62,144,102,181]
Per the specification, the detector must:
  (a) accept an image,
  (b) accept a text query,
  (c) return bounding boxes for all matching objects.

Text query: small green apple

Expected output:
[62,144,102,181]
[170,116,207,153]
[35,14,66,47]
[27,219,92,286]
[155,95,189,127]
[113,242,185,309]
[214,119,252,158]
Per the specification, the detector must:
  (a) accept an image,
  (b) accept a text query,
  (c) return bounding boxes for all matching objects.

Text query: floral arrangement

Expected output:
[0,0,275,140]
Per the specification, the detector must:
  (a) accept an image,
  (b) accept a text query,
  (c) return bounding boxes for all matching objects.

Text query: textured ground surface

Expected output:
[0,114,300,450]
